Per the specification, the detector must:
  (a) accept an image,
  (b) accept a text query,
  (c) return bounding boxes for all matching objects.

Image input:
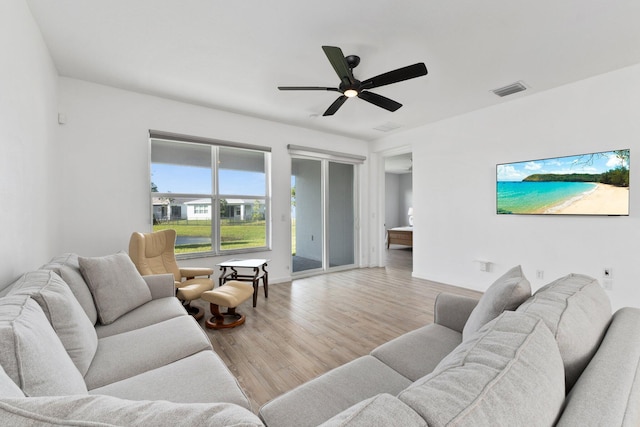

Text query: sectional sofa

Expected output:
[0,255,638,426]
[259,266,640,426]
[0,252,263,425]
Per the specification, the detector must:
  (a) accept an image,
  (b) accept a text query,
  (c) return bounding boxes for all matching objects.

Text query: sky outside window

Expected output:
[152,164,265,195]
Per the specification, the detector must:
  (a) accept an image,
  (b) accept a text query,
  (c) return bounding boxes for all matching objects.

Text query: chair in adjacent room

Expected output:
[128,229,213,320]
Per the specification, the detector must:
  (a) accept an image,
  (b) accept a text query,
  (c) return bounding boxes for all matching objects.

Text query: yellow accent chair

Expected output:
[129,229,213,320]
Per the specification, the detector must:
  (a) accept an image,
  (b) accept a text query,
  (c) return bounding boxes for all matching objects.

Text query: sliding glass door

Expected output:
[291,159,323,272]
[328,161,354,268]
[291,158,356,274]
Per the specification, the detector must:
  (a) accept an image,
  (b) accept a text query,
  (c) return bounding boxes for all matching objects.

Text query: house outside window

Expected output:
[150,131,271,257]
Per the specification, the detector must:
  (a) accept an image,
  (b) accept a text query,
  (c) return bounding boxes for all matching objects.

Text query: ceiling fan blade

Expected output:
[358,91,402,112]
[278,86,341,92]
[361,63,427,90]
[323,95,348,116]
[322,46,354,87]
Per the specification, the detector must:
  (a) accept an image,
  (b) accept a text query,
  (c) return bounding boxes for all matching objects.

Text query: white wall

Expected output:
[55,78,370,284]
[384,172,413,228]
[399,174,413,225]
[385,173,401,228]
[374,64,640,310]
[0,0,58,287]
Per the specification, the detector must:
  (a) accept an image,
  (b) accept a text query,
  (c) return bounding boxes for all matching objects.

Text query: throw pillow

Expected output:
[41,253,99,324]
[462,265,531,340]
[7,270,98,376]
[516,273,612,391]
[79,252,152,325]
[0,295,88,396]
[399,311,565,426]
[0,365,24,398]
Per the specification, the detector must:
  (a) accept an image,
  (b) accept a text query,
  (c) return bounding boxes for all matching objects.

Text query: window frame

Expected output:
[149,130,271,259]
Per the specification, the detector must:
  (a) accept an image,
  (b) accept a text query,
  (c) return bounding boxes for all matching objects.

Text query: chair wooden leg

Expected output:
[184,302,204,321]
[205,303,246,329]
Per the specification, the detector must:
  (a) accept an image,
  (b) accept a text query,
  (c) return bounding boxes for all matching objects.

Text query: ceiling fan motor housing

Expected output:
[345,55,360,69]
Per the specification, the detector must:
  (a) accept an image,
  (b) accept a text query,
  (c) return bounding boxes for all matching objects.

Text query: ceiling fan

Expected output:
[278,46,428,116]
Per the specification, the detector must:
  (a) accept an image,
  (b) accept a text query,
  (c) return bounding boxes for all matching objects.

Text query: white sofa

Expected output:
[1,257,639,426]
[0,252,263,426]
[259,267,640,426]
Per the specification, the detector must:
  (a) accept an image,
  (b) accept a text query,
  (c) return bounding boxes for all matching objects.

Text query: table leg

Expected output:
[218,267,227,287]
[262,263,268,298]
[251,267,259,307]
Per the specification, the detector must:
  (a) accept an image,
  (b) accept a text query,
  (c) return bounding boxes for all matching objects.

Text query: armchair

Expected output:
[128,229,213,320]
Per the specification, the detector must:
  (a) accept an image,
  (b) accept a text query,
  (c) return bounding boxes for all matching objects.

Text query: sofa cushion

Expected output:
[371,323,462,381]
[398,311,565,427]
[90,350,252,409]
[0,295,88,396]
[556,307,640,426]
[7,270,98,376]
[84,315,212,390]
[0,365,23,398]
[40,253,98,324]
[94,296,186,339]
[462,265,530,340]
[79,252,152,325]
[516,273,611,391]
[259,355,412,427]
[319,394,426,427]
[0,395,264,427]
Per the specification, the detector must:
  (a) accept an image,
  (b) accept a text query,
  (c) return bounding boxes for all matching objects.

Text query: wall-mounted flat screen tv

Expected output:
[497,149,629,215]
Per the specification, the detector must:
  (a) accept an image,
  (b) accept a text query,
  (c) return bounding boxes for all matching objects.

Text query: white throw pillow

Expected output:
[0,295,88,396]
[8,270,98,376]
[41,253,99,324]
[462,265,531,340]
[79,252,152,325]
[0,364,23,398]
[517,273,612,391]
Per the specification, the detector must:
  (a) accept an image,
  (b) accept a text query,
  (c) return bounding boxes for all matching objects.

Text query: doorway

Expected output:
[384,152,413,268]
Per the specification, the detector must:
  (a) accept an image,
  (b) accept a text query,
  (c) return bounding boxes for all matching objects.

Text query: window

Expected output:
[194,205,209,215]
[150,131,271,257]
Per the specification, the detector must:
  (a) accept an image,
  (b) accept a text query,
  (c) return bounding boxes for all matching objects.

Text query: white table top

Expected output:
[216,258,270,268]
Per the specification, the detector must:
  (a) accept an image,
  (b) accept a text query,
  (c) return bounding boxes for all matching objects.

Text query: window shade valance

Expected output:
[287,144,366,164]
[149,130,271,153]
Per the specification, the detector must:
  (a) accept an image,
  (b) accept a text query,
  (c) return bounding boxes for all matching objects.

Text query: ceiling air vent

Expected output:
[373,122,402,132]
[492,81,527,97]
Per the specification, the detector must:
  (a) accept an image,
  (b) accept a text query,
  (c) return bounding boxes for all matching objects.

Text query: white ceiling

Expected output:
[27,0,640,141]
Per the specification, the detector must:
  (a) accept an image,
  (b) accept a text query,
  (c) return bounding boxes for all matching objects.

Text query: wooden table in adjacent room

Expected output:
[216,258,269,307]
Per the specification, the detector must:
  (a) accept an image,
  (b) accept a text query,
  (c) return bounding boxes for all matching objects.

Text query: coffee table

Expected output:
[216,258,269,307]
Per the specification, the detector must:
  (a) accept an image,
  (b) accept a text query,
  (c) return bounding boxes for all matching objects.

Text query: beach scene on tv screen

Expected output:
[497,149,629,215]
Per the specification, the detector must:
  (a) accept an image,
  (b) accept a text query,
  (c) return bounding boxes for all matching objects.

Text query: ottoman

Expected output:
[201,281,254,329]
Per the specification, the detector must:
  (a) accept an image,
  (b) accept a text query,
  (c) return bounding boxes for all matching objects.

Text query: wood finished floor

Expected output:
[193,247,482,412]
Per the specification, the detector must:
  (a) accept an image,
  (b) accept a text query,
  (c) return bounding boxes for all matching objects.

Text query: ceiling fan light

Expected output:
[344,89,358,98]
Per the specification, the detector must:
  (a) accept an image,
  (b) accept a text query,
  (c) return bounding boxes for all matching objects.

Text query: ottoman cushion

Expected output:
[202,281,253,307]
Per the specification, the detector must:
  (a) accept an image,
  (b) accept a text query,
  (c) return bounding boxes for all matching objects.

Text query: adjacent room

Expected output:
[2,0,640,425]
